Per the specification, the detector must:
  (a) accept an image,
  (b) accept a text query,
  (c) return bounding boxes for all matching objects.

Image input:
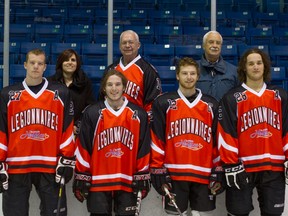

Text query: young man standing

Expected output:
[0,49,75,216]
[150,57,219,216]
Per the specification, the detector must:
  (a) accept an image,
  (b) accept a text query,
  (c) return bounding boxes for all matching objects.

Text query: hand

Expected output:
[208,166,226,195]
[223,161,249,190]
[73,173,91,202]
[0,162,8,193]
[132,172,151,199]
[55,156,76,184]
[284,161,288,185]
[150,167,171,196]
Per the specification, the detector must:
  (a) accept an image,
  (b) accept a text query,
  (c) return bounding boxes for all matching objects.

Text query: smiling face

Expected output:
[177,65,199,96]
[105,74,125,105]
[119,31,141,64]
[62,54,77,75]
[203,32,222,62]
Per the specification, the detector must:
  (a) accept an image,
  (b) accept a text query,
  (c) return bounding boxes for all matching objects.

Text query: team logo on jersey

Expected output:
[53,90,59,100]
[105,148,124,158]
[9,90,22,101]
[250,129,272,138]
[234,92,247,103]
[20,130,49,141]
[174,139,203,151]
[167,99,177,110]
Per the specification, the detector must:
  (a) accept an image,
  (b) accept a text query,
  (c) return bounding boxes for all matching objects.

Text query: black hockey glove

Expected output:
[223,161,249,190]
[150,167,171,196]
[132,171,151,199]
[208,166,226,195]
[73,172,91,202]
[55,156,76,184]
[0,162,8,193]
[284,161,288,185]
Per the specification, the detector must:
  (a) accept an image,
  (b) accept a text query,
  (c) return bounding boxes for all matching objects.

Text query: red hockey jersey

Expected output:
[218,83,288,172]
[0,78,75,174]
[150,89,219,184]
[107,55,162,113]
[75,97,151,192]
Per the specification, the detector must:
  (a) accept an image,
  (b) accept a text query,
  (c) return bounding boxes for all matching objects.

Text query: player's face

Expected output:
[177,65,199,92]
[24,53,46,80]
[245,53,264,83]
[105,75,125,104]
[203,32,222,62]
[62,54,77,75]
[120,32,140,62]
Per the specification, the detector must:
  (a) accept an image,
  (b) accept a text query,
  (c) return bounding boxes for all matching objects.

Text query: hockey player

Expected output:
[73,69,151,216]
[150,57,219,216]
[0,49,75,215]
[100,30,162,116]
[217,48,288,216]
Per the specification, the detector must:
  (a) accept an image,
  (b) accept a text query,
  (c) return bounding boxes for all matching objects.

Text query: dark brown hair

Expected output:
[237,48,271,83]
[55,49,81,76]
[100,69,128,96]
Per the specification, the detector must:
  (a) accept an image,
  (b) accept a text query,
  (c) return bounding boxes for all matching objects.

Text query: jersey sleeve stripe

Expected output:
[218,133,238,153]
[92,173,132,181]
[241,154,285,161]
[165,163,211,173]
[151,142,164,155]
[0,143,7,151]
[75,148,90,168]
[59,132,74,149]
[6,155,56,162]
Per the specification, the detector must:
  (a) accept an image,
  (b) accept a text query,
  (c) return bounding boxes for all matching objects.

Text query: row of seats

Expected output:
[1,23,288,45]
[2,63,288,94]
[5,0,263,12]
[1,41,288,69]
[2,5,287,28]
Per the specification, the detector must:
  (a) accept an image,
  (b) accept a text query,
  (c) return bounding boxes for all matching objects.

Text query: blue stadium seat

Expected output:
[148,10,175,26]
[238,44,269,57]
[94,9,121,25]
[246,27,273,45]
[226,11,252,28]
[233,0,260,12]
[63,24,93,43]
[121,9,149,26]
[19,42,51,64]
[154,65,177,93]
[201,11,227,27]
[182,26,210,45]
[42,7,68,24]
[82,65,106,98]
[10,23,34,42]
[93,24,123,44]
[143,44,175,66]
[113,0,131,9]
[79,0,105,8]
[82,43,108,66]
[273,27,288,45]
[14,7,42,24]
[221,44,238,65]
[132,0,156,10]
[270,66,286,80]
[174,44,203,62]
[278,13,288,27]
[34,24,64,43]
[155,25,183,45]
[0,42,21,64]
[123,25,155,44]
[253,12,279,28]
[50,42,81,64]
[67,8,95,25]
[44,64,56,77]
[157,0,182,10]
[181,0,209,11]
[218,26,246,44]
[174,10,201,27]
[9,64,26,84]
[0,24,3,41]
[269,45,288,67]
